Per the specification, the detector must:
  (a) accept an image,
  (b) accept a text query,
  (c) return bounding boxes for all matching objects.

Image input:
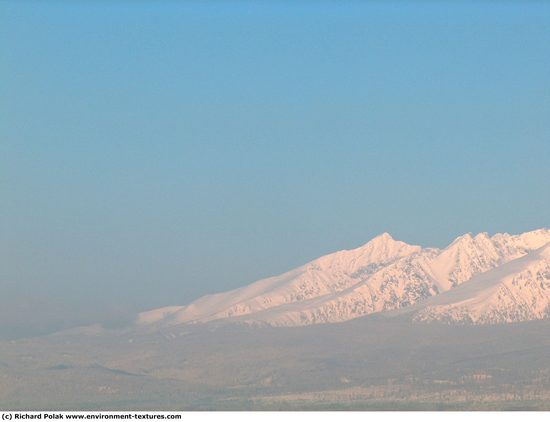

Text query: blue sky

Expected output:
[2,1,550,338]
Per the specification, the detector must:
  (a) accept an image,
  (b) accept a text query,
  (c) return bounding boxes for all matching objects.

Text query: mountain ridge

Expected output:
[138,229,550,327]
[399,242,550,324]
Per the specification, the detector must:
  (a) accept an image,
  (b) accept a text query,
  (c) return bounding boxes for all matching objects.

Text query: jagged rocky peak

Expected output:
[493,228,550,244]
[442,229,550,260]
[446,231,491,250]
[475,231,490,240]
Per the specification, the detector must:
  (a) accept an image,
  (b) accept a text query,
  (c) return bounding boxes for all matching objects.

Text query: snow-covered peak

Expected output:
[449,232,474,245]
[474,232,490,241]
[314,233,421,273]
[445,229,550,252]
[370,232,393,242]
[445,231,494,251]
[428,232,502,289]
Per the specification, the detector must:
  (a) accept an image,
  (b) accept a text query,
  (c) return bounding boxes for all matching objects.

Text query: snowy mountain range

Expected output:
[139,229,550,327]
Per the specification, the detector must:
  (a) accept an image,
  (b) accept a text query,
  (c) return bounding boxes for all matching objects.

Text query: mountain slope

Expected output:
[138,229,550,327]
[399,243,550,324]
[139,233,422,324]
[225,230,550,326]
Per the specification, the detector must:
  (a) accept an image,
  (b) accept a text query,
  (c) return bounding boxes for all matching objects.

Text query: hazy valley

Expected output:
[1,318,550,410]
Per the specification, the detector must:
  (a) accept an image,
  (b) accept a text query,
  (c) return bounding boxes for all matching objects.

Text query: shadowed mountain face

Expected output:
[1,318,550,410]
[139,229,550,327]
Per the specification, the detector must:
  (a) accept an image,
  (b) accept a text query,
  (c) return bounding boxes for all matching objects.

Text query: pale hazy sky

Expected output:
[2,1,550,339]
